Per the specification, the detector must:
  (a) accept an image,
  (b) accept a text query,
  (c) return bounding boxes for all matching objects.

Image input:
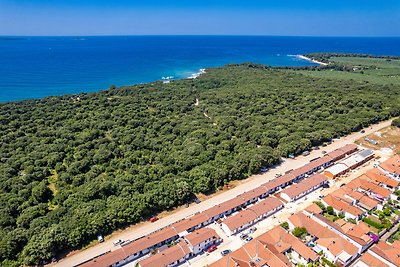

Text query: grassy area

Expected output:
[297,56,400,85]
[355,126,400,153]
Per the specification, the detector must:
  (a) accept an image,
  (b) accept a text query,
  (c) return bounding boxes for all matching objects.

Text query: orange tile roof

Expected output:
[339,144,358,155]
[322,195,364,217]
[357,252,389,267]
[171,213,209,233]
[261,173,295,191]
[349,176,392,198]
[280,174,327,199]
[259,226,319,262]
[315,236,358,258]
[366,169,400,188]
[203,197,244,219]
[139,242,190,267]
[123,227,179,256]
[379,154,400,175]
[371,240,400,266]
[237,187,268,203]
[184,228,220,247]
[305,203,323,215]
[288,212,336,239]
[79,248,128,267]
[248,196,282,217]
[222,209,258,232]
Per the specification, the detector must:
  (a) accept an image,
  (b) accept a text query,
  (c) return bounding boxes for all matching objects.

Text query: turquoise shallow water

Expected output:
[1,36,400,102]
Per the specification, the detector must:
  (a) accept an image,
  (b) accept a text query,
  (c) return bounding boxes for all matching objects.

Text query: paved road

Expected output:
[51,119,393,267]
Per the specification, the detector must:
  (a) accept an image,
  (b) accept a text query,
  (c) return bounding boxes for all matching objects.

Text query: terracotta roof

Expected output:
[371,240,400,266]
[322,195,364,217]
[326,149,346,161]
[305,203,323,215]
[316,236,358,258]
[237,187,268,203]
[123,227,179,256]
[379,154,400,175]
[356,252,389,267]
[222,209,258,232]
[80,227,179,267]
[184,228,220,247]
[204,197,244,219]
[139,242,190,267]
[288,212,336,239]
[171,213,209,233]
[261,173,295,191]
[348,177,391,198]
[209,236,292,267]
[248,196,282,217]
[260,226,319,262]
[280,174,327,199]
[365,168,400,188]
[79,248,128,267]
[339,144,358,155]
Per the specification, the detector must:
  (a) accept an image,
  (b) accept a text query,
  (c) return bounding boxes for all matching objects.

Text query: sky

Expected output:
[0,0,399,36]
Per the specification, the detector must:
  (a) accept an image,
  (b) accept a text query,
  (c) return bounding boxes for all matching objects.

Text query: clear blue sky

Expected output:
[1,0,399,36]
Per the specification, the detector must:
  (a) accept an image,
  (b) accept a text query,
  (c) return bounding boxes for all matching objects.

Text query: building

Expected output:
[280,174,328,202]
[341,149,374,170]
[370,240,400,267]
[378,154,400,180]
[80,227,180,267]
[324,163,349,179]
[324,149,374,179]
[184,228,221,255]
[353,252,390,267]
[138,242,191,267]
[322,195,365,221]
[221,209,258,236]
[365,169,400,190]
[248,196,283,220]
[171,213,210,236]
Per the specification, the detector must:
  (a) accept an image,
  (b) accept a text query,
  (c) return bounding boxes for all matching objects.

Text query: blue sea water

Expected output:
[1,36,400,102]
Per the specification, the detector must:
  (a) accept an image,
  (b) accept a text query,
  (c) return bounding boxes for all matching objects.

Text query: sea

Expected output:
[1,36,400,102]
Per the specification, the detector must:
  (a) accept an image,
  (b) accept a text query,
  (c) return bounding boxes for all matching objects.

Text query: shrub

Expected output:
[280,222,289,230]
[292,227,308,239]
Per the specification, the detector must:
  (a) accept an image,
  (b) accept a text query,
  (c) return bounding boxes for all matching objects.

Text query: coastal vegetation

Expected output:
[1,55,400,266]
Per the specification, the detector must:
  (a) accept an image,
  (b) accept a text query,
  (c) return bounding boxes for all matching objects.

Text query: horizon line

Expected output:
[1,34,400,38]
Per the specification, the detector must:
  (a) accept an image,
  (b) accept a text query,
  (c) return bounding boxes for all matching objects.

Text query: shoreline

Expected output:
[187,68,206,79]
[297,54,328,66]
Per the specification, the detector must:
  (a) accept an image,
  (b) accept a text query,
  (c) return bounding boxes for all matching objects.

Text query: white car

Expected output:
[113,239,124,246]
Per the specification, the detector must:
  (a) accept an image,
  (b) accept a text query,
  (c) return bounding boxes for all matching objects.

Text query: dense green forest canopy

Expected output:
[1,55,400,266]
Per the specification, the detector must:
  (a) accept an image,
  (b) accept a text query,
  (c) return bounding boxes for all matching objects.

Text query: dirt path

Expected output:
[50,119,392,267]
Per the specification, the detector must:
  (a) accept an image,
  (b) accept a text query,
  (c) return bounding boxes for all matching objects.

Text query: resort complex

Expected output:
[75,143,400,267]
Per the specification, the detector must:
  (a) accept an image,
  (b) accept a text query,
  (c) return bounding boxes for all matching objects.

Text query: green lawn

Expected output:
[297,56,400,86]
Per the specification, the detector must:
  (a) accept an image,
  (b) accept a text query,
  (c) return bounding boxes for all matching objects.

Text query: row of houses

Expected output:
[210,224,320,267]
[138,228,221,267]
[208,154,400,267]
[77,144,359,267]
[221,196,284,236]
[324,149,375,179]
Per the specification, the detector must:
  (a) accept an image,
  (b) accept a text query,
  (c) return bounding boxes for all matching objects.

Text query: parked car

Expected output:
[240,233,248,240]
[321,150,327,155]
[149,216,159,223]
[302,151,310,156]
[288,154,295,159]
[248,227,257,234]
[275,173,282,178]
[97,234,104,243]
[194,198,201,204]
[113,239,124,246]
[244,237,253,243]
[207,245,217,253]
[221,249,231,256]
[361,130,365,133]
[185,202,189,208]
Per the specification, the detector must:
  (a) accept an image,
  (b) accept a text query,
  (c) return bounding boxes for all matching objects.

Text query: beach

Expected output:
[297,55,328,66]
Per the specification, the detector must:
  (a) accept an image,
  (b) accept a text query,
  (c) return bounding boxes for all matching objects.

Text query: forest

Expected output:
[1,55,400,266]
